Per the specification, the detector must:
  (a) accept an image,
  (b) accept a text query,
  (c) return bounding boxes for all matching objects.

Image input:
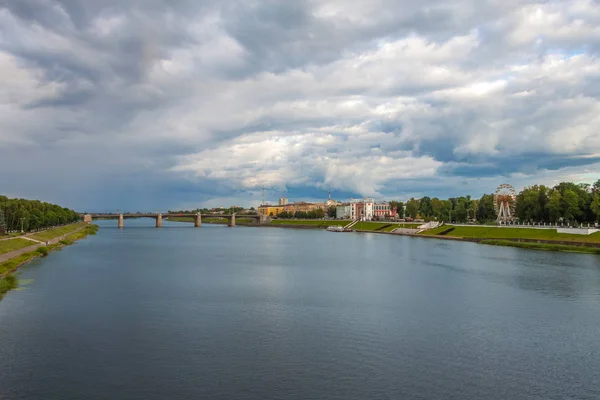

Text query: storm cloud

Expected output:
[1,0,599,210]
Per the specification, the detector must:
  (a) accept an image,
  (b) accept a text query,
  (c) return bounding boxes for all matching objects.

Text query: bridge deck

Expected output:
[87,213,259,219]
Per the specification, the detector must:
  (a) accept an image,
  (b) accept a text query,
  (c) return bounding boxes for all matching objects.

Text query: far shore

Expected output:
[167,217,600,255]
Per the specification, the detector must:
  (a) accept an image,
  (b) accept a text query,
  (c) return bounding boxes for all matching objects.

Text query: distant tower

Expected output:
[328,187,331,201]
[279,196,288,206]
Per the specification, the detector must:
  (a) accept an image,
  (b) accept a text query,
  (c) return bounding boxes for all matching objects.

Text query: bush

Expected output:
[59,239,73,245]
[0,274,18,298]
[36,246,49,255]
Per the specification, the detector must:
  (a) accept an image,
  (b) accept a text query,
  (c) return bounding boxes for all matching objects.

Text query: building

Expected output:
[257,205,284,217]
[373,202,398,219]
[336,204,352,219]
[289,202,320,213]
[349,198,375,221]
[324,190,338,208]
[279,196,288,206]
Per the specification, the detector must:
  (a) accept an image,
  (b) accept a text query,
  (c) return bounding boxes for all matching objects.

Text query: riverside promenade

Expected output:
[0,225,86,265]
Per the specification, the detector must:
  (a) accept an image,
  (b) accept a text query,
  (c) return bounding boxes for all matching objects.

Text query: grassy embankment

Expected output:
[421,225,600,254]
[270,220,421,232]
[479,240,600,254]
[29,222,87,242]
[0,224,98,300]
[422,225,600,243]
[0,238,36,255]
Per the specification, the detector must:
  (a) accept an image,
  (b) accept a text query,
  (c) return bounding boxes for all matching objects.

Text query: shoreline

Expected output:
[167,219,600,255]
[250,222,600,255]
[0,224,99,300]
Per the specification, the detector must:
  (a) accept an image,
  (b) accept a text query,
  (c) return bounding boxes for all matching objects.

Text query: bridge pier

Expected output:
[156,213,163,228]
[118,214,124,229]
[228,214,236,227]
[194,213,202,227]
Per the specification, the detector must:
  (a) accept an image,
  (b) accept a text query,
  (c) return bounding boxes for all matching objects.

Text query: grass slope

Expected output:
[481,240,600,254]
[30,222,86,242]
[0,238,35,255]
[353,222,392,231]
[422,225,600,243]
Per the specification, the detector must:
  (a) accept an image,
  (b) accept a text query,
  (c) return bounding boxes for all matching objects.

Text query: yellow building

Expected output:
[258,205,284,216]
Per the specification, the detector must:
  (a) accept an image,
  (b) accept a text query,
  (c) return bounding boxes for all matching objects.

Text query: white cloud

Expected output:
[0,0,599,210]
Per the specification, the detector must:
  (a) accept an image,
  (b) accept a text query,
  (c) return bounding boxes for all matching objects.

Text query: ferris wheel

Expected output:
[494,183,517,223]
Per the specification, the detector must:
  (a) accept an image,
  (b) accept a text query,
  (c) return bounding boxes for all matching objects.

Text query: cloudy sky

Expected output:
[1,0,599,211]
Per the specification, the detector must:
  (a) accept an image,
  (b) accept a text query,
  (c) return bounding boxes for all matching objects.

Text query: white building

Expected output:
[349,198,375,221]
[336,205,352,219]
[279,196,288,206]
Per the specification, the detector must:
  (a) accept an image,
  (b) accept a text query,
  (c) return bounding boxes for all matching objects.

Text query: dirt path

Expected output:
[0,226,87,265]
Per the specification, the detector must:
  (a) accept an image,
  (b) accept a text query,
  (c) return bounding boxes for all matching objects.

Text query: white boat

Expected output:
[326,225,344,232]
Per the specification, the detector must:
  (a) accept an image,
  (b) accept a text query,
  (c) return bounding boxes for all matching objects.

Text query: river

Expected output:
[1,219,600,399]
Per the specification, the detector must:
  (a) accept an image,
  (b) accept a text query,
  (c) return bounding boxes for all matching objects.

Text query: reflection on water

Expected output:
[1,219,600,400]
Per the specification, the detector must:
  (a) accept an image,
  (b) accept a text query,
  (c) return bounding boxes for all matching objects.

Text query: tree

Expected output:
[327,206,336,218]
[477,194,495,222]
[591,192,600,222]
[0,196,79,232]
[405,198,420,219]
[0,206,5,234]
[455,202,467,222]
[547,190,562,222]
[561,188,580,222]
[517,186,545,222]
[419,196,433,219]
[389,201,404,219]
[431,197,444,221]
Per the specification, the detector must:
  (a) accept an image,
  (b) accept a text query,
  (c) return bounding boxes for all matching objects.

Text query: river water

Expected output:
[1,219,600,399]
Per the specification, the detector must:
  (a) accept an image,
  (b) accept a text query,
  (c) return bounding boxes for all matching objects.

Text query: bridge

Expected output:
[82,213,265,228]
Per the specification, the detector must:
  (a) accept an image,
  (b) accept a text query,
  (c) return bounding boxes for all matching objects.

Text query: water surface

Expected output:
[1,219,600,399]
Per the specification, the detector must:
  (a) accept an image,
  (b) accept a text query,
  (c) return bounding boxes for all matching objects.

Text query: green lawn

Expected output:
[0,239,35,255]
[353,222,392,231]
[421,225,600,243]
[29,223,86,242]
[270,220,349,227]
[480,240,600,254]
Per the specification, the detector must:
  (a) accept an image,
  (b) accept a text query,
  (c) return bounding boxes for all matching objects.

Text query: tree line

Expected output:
[0,196,81,233]
[391,180,600,224]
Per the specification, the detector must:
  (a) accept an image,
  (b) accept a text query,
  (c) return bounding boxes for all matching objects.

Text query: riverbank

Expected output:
[263,220,600,255]
[0,224,98,300]
[161,217,600,255]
